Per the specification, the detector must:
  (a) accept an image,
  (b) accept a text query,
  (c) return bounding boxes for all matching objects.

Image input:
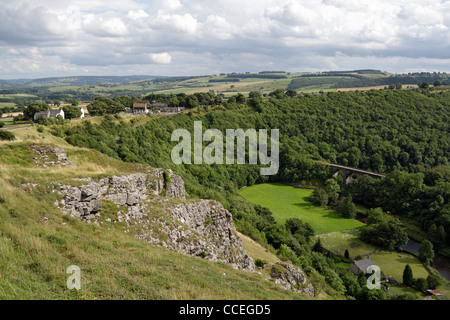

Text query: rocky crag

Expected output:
[264,262,315,296]
[31,144,75,168]
[53,167,254,271]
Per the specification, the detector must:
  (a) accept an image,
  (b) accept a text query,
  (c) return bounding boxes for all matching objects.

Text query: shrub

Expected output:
[426,274,442,290]
[0,130,15,141]
[277,244,300,264]
[163,171,171,188]
[255,259,268,268]
[0,122,4,128]
[414,278,428,292]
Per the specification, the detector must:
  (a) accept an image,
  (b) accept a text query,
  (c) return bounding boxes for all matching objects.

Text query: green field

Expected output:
[0,102,17,109]
[238,183,364,235]
[388,285,425,298]
[370,251,430,281]
[312,230,430,282]
[313,230,377,258]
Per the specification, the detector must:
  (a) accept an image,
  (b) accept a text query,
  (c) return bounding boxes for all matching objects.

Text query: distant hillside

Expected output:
[0,75,160,88]
[287,70,449,91]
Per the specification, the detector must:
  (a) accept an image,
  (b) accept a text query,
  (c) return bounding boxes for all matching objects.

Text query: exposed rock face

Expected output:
[265,262,314,297]
[142,200,254,271]
[31,144,75,168]
[56,169,182,221]
[54,168,254,271]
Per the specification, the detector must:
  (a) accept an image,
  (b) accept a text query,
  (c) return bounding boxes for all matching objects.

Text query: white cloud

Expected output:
[0,0,449,78]
[150,52,172,64]
[128,9,149,20]
[153,12,199,35]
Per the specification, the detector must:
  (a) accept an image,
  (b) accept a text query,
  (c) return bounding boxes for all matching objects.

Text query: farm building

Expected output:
[132,103,149,115]
[151,103,168,109]
[152,104,185,114]
[34,109,65,121]
[425,290,445,300]
[350,258,375,275]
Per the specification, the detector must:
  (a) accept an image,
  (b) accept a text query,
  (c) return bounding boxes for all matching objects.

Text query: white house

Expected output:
[34,109,65,121]
[133,103,149,115]
[80,107,85,119]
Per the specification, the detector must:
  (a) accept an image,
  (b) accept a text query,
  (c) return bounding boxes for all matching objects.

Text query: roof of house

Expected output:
[353,258,375,273]
[49,109,62,117]
[133,103,147,108]
[427,290,443,296]
[152,103,168,108]
[34,111,48,117]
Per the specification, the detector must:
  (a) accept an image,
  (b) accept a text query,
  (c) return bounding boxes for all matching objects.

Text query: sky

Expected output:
[0,0,450,79]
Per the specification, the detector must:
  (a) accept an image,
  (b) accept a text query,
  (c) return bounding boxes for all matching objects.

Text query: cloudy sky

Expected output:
[1,0,450,79]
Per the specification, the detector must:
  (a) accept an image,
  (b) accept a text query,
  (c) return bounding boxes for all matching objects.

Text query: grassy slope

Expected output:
[237,232,280,264]
[239,183,364,235]
[0,126,309,300]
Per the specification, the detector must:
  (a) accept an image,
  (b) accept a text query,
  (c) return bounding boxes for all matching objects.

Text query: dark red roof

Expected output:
[427,290,443,295]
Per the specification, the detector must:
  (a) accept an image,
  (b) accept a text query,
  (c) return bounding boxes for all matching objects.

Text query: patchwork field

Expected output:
[238,183,364,235]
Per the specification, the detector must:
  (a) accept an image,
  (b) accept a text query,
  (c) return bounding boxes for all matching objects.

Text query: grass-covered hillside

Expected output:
[0,127,311,300]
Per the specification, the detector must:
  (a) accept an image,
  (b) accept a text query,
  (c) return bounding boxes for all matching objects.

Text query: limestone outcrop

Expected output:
[54,167,254,271]
[141,200,254,271]
[31,144,75,168]
[265,262,315,297]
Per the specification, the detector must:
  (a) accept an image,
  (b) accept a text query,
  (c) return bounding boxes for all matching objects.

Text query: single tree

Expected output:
[344,249,350,260]
[337,196,357,219]
[324,178,340,204]
[402,264,414,286]
[419,82,430,89]
[63,105,82,120]
[313,238,325,253]
[418,240,434,264]
[309,188,329,207]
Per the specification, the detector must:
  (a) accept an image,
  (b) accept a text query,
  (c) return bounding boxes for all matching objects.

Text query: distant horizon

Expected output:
[1,69,449,82]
